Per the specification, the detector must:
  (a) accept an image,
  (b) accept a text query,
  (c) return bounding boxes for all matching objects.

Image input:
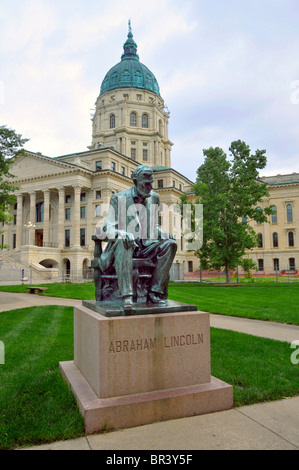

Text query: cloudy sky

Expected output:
[1,0,299,182]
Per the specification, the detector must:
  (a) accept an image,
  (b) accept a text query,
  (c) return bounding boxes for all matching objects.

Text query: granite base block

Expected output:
[59,305,233,433]
[60,360,233,434]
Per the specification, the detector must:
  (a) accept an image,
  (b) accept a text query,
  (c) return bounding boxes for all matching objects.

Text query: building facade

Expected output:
[1,25,298,279]
[246,173,299,274]
[1,26,194,280]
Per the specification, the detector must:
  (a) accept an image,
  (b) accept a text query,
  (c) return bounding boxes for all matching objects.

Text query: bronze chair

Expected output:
[91,235,156,303]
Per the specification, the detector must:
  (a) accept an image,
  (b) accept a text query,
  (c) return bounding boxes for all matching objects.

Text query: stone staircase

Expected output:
[0,250,47,284]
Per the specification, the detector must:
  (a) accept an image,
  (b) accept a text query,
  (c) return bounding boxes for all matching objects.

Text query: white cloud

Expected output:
[1,0,299,179]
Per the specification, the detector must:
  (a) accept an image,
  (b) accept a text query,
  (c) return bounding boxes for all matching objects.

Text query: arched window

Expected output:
[258,233,263,248]
[130,112,137,127]
[287,204,293,223]
[142,113,149,128]
[288,231,294,247]
[110,114,115,129]
[271,205,277,223]
[273,232,278,248]
[256,206,262,224]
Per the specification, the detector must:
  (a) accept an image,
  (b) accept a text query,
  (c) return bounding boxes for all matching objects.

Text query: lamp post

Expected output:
[24,221,36,245]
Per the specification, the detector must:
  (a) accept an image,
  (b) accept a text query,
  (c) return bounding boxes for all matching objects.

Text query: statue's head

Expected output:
[132,165,154,198]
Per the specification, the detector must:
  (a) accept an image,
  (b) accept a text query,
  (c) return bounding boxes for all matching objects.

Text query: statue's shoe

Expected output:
[122,296,133,314]
[147,292,166,305]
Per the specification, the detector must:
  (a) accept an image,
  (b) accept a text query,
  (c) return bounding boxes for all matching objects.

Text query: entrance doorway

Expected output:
[35,230,43,247]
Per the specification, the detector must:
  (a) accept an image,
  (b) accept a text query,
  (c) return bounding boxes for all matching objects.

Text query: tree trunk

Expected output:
[225,262,231,284]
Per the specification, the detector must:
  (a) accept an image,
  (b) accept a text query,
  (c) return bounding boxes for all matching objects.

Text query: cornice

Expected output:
[12,167,92,184]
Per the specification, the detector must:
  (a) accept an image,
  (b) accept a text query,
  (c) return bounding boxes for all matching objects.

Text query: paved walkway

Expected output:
[0,291,81,312]
[23,396,299,450]
[1,291,298,451]
[210,313,299,343]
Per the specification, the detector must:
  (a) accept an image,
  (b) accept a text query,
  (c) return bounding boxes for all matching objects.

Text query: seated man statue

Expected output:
[98,165,177,313]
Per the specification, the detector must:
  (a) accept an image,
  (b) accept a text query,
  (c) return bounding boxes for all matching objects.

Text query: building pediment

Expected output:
[10,151,86,182]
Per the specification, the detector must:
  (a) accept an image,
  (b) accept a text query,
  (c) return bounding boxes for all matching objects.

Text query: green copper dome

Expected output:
[100,22,160,96]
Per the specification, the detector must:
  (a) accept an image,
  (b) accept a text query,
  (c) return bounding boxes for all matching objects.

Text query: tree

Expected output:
[0,125,28,248]
[191,140,272,283]
[239,258,257,279]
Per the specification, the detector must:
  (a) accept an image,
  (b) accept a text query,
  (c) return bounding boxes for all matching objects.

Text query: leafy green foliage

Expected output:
[0,125,28,247]
[192,140,272,282]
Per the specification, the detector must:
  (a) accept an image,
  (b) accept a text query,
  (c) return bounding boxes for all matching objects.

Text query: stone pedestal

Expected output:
[59,304,233,434]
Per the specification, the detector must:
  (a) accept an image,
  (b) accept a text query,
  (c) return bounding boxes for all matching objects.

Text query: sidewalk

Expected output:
[0,291,81,312]
[2,291,298,450]
[23,396,299,450]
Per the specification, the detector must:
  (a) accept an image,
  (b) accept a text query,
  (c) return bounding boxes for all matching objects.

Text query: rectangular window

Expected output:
[80,192,86,202]
[121,166,125,176]
[179,184,182,191]
[96,190,101,199]
[80,206,86,219]
[274,258,279,271]
[158,179,164,188]
[95,205,101,217]
[173,180,176,188]
[80,228,86,247]
[137,94,142,101]
[65,208,71,220]
[36,202,44,223]
[288,231,294,247]
[143,149,148,161]
[13,214,17,225]
[131,148,136,160]
[123,94,129,100]
[258,259,264,271]
[96,161,102,171]
[65,194,71,204]
[65,229,70,247]
[289,258,296,271]
[111,161,116,171]
[13,233,16,249]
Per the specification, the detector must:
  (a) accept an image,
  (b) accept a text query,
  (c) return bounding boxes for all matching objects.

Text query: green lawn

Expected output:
[0,306,84,449]
[168,283,299,325]
[0,281,298,324]
[0,304,298,449]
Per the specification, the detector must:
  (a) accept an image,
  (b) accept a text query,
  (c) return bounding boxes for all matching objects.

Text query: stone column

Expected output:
[43,189,50,245]
[58,187,65,248]
[165,148,171,167]
[86,189,93,247]
[29,191,36,225]
[16,193,23,249]
[73,186,81,248]
[3,223,9,248]
[154,141,158,165]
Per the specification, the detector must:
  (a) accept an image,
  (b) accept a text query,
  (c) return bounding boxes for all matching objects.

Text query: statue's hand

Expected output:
[117,230,137,250]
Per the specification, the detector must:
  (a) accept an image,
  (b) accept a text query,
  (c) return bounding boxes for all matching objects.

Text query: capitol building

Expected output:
[1,24,299,280]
